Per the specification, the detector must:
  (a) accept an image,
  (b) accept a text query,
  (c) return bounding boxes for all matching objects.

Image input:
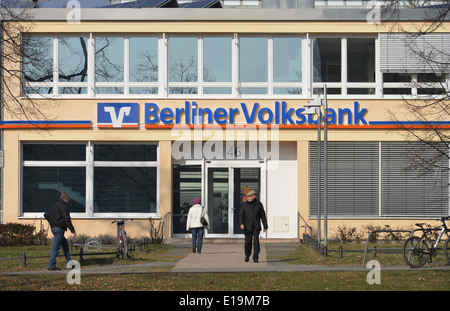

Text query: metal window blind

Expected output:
[380,33,450,73]
[309,141,379,217]
[381,142,449,217]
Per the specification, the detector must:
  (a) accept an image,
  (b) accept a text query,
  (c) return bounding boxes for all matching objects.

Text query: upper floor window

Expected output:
[313,36,376,95]
[22,33,386,99]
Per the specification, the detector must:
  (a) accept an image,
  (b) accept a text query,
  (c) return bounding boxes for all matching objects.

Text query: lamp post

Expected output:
[302,85,328,252]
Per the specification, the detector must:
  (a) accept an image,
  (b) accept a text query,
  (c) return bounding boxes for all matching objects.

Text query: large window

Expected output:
[313,37,376,95]
[22,33,390,99]
[309,141,449,218]
[22,143,159,217]
[203,36,233,95]
[23,36,89,95]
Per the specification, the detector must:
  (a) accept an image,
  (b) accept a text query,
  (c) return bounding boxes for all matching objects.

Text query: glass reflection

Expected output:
[95,37,124,82]
[59,37,88,82]
[204,37,232,82]
[239,37,268,83]
[23,36,53,82]
[169,37,198,83]
[274,37,302,82]
[94,167,157,213]
[129,37,158,83]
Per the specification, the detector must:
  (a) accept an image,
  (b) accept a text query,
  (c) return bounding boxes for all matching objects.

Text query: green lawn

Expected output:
[0,242,449,291]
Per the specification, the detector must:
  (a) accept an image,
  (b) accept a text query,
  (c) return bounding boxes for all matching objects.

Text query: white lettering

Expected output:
[104,106,131,128]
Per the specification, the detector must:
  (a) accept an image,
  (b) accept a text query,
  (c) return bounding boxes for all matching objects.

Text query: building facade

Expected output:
[2,2,450,241]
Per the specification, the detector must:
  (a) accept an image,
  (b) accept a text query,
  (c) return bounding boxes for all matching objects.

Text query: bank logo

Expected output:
[97,103,139,128]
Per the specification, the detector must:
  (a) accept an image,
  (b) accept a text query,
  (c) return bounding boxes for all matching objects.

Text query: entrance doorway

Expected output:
[205,161,266,237]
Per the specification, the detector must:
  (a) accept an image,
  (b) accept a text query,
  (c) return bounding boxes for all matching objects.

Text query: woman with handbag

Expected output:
[186,197,209,254]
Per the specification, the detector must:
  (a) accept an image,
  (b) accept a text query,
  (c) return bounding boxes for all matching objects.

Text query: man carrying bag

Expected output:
[44,192,77,270]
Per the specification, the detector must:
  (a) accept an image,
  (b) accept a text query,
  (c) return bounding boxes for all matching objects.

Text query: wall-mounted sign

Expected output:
[97,103,139,128]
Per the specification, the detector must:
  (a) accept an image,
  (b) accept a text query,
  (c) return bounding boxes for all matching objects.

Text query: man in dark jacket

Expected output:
[44,192,77,270]
[239,190,268,263]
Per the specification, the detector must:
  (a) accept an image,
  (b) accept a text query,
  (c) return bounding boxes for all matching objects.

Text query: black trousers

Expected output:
[244,230,260,260]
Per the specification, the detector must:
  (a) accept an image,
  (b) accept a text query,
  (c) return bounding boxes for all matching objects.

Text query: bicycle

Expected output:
[402,216,450,268]
[111,219,133,259]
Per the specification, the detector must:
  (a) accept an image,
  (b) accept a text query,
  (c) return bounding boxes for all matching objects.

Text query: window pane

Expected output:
[310,141,379,217]
[59,87,87,95]
[274,37,302,82]
[59,37,88,83]
[95,87,124,94]
[23,144,86,161]
[274,87,302,95]
[204,87,232,95]
[23,36,53,83]
[94,167,157,213]
[169,87,198,95]
[169,37,198,83]
[23,167,86,213]
[347,38,375,82]
[129,37,158,83]
[240,87,268,94]
[129,87,158,94]
[381,142,449,217]
[95,37,124,82]
[172,165,202,234]
[313,38,341,82]
[204,37,232,82]
[240,37,268,82]
[383,73,411,83]
[94,144,157,162]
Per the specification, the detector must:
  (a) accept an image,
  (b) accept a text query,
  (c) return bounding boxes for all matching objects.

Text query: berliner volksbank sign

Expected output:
[97,101,368,127]
[145,101,368,125]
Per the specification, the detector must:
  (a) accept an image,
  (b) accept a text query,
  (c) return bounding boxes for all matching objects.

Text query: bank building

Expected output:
[2,0,450,244]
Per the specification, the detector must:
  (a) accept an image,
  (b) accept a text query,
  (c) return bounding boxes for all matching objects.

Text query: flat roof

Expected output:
[9,7,446,22]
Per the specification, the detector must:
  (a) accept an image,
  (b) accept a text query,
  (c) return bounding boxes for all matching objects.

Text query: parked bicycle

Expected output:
[402,216,450,268]
[111,219,133,259]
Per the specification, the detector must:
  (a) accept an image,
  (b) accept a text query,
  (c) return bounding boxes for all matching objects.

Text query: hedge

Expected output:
[0,223,46,246]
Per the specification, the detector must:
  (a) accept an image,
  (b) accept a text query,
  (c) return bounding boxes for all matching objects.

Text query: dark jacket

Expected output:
[44,199,76,233]
[239,199,268,233]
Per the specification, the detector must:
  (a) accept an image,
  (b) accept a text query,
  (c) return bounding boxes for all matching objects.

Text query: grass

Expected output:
[0,242,449,291]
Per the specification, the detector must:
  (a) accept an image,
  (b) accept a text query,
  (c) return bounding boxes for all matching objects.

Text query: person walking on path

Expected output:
[186,197,209,254]
[239,189,268,263]
[44,192,77,270]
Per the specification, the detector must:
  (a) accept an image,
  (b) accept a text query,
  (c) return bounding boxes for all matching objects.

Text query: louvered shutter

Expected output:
[380,33,450,73]
[309,141,379,217]
[381,142,449,217]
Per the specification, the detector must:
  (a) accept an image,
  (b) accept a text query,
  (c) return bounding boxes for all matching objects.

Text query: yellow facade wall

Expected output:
[3,18,450,240]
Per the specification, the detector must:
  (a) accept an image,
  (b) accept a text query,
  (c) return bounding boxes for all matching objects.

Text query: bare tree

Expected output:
[0,0,58,121]
[371,1,450,174]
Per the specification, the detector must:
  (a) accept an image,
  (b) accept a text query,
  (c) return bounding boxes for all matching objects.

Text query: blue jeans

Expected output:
[48,227,71,269]
[191,227,204,253]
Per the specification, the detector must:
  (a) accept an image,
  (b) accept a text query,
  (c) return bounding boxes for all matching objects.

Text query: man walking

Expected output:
[44,192,77,270]
[239,189,268,263]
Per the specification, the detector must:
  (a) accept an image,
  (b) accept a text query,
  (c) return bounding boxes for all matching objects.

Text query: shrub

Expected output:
[336,224,364,243]
[0,223,36,246]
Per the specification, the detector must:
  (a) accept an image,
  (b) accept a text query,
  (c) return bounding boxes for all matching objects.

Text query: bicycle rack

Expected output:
[361,229,412,267]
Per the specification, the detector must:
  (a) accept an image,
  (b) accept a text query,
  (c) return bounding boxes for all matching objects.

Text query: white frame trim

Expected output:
[204,160,267,238]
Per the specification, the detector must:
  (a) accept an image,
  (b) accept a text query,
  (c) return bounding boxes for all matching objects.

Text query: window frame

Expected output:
[20,142,160,219]
[311,35,379,98]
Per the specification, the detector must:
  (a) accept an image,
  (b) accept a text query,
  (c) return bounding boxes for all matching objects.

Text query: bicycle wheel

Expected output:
[444,238,450,264]
[121,231,128,259]
[402,236,430,268]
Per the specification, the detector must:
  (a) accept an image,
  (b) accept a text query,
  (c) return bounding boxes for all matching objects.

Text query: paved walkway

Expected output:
[171,240,268,272]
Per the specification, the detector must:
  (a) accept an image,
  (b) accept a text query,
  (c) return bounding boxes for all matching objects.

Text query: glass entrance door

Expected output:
[205,162,264,237]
